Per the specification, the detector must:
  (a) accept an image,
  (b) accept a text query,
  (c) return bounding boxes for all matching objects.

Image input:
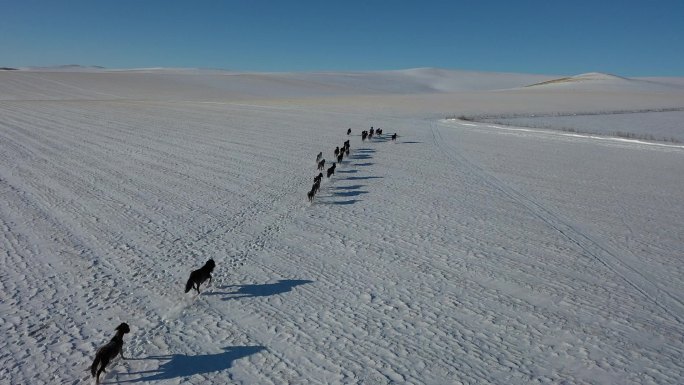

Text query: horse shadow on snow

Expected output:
[349,154,372,160]
[332,185,368,198]
[319,147,381,205]
[117,346,265,383]
[206,279,313,300]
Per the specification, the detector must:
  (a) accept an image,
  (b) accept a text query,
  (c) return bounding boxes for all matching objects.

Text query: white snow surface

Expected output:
[0,68,555,101]
[1,69,684,385]
[475,110,684,143]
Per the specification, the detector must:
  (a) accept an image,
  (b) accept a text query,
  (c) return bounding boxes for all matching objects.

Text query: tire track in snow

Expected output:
[432,121,684,327]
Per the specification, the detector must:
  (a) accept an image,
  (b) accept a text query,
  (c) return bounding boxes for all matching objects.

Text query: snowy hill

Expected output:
[524,72,683,92]
[1,68,683,384]
[527,72,628,85]
[0,67,554,101]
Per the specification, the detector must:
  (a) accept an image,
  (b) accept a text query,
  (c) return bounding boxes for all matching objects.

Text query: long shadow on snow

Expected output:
[334,184,364,190]
[370,136,390,143]
[333,190,368,197]
[349,154,372,160]
[336,169,358,174]
[343,176,383,181]
[116,346,265,383]
[330,199,361,205]
[354,162,373,167]
[206,280,313,300]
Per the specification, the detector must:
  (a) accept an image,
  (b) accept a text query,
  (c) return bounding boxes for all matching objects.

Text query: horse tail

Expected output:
[90,353,101,377]
[185,276,194,293]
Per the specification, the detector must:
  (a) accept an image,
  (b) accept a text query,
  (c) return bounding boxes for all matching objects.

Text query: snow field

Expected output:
[0,70,683,384]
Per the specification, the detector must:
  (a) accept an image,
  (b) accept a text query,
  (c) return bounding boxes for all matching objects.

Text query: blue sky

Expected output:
[2,0,683,76]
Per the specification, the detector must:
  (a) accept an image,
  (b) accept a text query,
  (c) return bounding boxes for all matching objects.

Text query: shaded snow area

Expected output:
[1,69,683,384]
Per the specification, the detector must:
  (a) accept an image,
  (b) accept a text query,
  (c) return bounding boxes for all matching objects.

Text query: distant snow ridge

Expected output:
[525,72,630,87]
[523,71,684,92]
[573,72,629,81]
[0,66,557,101]
[20,64,106,72]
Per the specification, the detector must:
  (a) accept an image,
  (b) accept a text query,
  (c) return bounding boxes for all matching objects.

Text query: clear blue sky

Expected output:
[2,0,683,76]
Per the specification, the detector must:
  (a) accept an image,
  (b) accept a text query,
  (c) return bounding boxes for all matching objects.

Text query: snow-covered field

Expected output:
[459,74,684,144]
[477,110,684,144]
[1,68,683,384]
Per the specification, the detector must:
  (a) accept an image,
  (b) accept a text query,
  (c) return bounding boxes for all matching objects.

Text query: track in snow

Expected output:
[433,121,684,326]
